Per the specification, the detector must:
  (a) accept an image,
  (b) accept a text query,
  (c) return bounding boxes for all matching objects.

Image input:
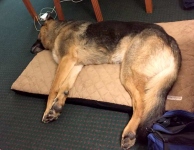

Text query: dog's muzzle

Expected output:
[31,39,45,54]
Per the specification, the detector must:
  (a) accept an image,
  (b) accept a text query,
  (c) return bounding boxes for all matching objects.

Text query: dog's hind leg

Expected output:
[120,68,146,150]
[120,33,180,149]
[42,54,83,123]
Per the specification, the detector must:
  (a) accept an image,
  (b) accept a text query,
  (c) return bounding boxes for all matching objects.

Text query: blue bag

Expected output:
[183,0,194,9]
[147,110,194,150]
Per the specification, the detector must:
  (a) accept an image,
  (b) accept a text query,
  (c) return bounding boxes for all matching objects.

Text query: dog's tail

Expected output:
[137,40,181,142]
[137,66,176,142]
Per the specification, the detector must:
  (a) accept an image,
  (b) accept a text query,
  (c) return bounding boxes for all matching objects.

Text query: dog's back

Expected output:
[62,21,173,66]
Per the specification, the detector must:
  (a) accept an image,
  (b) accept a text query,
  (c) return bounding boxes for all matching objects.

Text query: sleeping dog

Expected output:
[32,17,181,149]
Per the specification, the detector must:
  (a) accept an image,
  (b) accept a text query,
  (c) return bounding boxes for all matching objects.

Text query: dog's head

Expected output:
[31,15,55,54]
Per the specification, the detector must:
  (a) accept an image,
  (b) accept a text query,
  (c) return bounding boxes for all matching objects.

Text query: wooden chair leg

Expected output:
[91,0,103,22]
[22,0,38,21]
[145,0,153,13]
[53,0,65,21]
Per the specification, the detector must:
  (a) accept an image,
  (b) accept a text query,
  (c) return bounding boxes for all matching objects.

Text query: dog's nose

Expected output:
[31,45,37,54]
[31,45,43,54]
[31,40,44,54]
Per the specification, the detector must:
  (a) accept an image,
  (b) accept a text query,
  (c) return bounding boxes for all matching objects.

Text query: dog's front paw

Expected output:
[121,132,136,150]
[42,98,63,123]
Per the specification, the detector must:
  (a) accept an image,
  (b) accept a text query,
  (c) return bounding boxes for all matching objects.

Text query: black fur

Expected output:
[85,21,166,51]
[31,39,45,54]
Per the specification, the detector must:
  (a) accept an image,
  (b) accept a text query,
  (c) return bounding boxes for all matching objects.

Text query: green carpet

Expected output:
[0,0,194,149]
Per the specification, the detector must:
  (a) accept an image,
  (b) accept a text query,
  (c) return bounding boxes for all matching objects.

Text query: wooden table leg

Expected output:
[91,0,103,22]
[53,0,65,21]
[22,0,38,21]
[145,0,153,13]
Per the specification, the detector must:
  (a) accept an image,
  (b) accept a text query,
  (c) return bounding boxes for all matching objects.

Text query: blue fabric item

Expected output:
[183,0,194,8]
[152,110,194,134]
[147,110,194,150]
[148,133,194,150]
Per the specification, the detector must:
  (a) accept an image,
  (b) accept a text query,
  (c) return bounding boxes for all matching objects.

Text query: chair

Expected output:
[145,0,153,13]
[22,0,152,22]
[22,0,103,22]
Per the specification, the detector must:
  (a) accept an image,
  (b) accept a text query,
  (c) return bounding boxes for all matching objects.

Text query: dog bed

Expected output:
[11,20,194,112]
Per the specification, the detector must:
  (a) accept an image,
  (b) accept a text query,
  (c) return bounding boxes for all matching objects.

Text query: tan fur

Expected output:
[33,19,181,150]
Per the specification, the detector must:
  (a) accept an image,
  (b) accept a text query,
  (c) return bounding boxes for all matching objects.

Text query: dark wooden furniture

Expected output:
[22,0,152,22]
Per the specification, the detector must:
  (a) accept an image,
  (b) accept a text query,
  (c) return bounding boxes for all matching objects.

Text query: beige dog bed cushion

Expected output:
[11,20,194,112]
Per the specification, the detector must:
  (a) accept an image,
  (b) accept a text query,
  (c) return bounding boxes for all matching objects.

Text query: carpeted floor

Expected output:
[0,0,194,150]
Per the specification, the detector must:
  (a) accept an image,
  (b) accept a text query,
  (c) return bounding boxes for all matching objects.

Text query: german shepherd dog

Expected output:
[32,17,181,149]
